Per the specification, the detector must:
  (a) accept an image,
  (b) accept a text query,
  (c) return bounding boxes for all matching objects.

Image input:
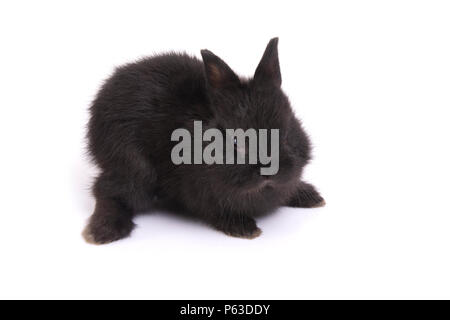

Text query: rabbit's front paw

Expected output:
[215,215,262,239]
[287,182,325,208]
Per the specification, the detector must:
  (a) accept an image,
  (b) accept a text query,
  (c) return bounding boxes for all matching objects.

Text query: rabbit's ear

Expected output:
[201,49,240,89]
[254,38,281,87]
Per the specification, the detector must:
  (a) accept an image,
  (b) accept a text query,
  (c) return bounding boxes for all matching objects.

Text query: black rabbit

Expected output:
[83,38,324,244]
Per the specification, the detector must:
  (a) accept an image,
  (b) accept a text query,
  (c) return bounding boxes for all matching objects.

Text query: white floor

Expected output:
[1,1,449,299]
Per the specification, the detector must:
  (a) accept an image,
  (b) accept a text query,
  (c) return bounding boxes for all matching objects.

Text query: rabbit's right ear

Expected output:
[254,38,282,88]
[201,49,240,89]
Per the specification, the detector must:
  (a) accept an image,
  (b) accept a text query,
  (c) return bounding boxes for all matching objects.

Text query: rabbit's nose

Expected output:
[258,170,272,179]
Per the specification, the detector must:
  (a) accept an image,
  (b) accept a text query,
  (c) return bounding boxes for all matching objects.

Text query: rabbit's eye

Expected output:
[233,137,238,145]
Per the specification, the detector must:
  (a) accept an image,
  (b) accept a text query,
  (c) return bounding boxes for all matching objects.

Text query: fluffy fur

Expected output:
[84,38,324,244]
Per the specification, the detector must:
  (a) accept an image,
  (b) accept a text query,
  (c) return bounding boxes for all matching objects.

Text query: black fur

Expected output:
[84,38,324,244]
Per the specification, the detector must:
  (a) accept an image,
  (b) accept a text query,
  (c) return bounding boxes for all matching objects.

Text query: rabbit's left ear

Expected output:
[201,49,240,89]
[254,38,281,87]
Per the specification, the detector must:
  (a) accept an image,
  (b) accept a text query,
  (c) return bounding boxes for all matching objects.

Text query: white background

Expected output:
[0,0,449,299]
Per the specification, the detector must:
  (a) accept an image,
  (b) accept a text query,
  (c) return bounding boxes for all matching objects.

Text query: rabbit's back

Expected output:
[87,53,209,172]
